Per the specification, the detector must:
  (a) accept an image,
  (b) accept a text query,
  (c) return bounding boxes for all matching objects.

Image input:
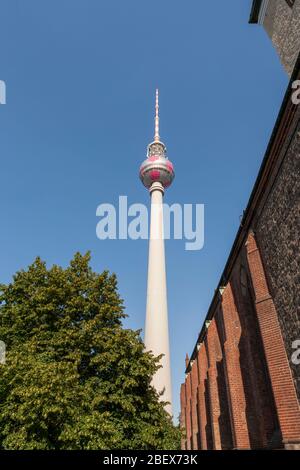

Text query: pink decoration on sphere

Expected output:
[166,161,173,171]
[150,170,160,181]
[149,155,159,162]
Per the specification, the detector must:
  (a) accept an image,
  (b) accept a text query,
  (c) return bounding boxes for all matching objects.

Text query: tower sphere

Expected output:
[139,141,175,189]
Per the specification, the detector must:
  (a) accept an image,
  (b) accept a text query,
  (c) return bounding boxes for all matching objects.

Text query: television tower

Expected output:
[139,90,175,415]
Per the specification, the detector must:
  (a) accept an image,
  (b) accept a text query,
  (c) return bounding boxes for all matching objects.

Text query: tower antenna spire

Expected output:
[154,88,160,142]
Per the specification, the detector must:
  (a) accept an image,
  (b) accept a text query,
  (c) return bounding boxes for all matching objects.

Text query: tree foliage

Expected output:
[0,253,180,450]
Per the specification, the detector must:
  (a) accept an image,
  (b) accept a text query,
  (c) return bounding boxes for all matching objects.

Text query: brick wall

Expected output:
[246,231,300,448]
[256,118,300,399]
[180,227,300,449]
[230,257,281,448]
[180,247,291,449]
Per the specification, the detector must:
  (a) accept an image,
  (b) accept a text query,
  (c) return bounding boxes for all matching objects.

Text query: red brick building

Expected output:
[180,48,300,450]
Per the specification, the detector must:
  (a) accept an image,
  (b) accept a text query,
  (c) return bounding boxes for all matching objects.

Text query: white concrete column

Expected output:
[145,181,173,416]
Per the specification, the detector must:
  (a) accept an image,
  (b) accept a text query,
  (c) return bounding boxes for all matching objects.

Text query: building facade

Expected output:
[250,0,300,75]
[180,2,300,450]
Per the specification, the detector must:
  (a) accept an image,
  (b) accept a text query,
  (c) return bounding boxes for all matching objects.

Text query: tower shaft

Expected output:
[144,181,172,415]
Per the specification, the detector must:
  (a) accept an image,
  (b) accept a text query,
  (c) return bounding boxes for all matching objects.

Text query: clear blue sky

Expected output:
[0,0,288,420]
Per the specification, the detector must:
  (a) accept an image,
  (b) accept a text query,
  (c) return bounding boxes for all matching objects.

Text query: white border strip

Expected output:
[258,0,270,24]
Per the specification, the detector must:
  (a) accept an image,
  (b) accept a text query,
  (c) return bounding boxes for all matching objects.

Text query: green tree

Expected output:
[0,253,180,450]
